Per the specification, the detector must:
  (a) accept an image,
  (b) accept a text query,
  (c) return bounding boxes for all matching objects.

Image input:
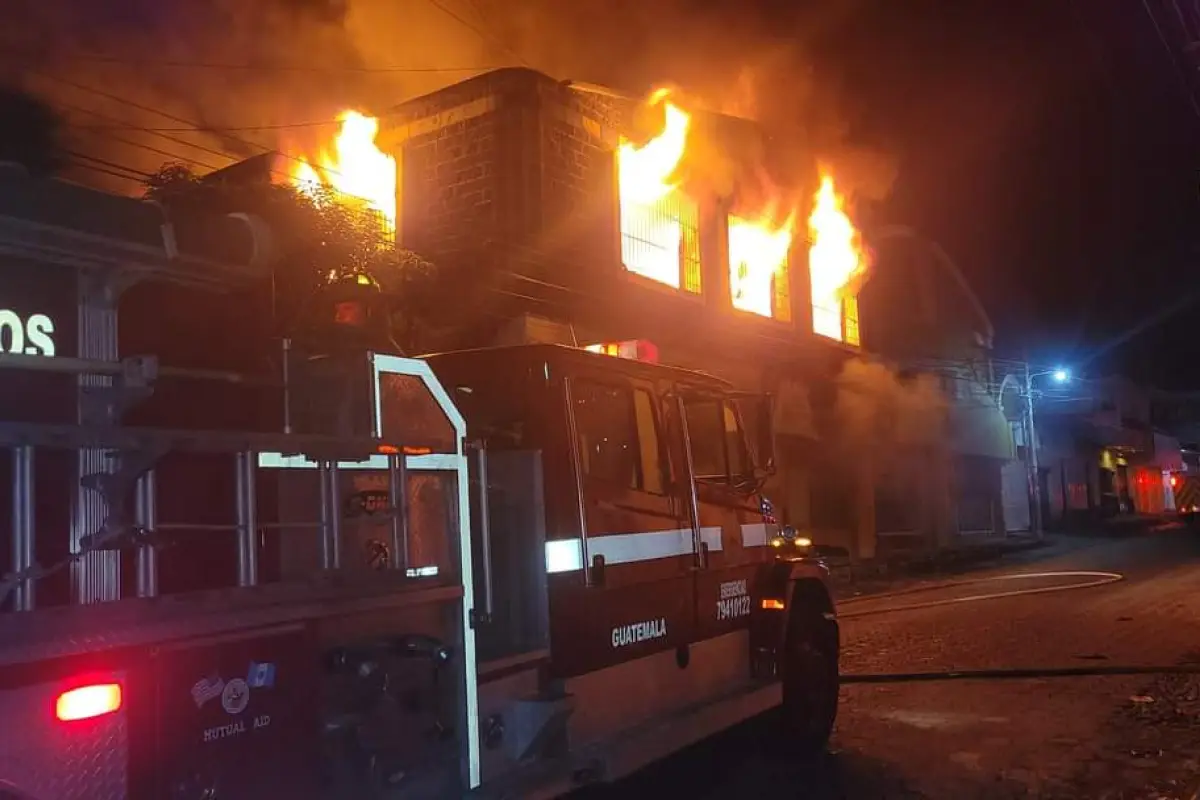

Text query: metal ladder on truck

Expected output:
[0,350,480,800]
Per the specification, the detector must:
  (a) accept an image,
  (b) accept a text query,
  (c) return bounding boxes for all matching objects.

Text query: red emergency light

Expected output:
[584,339,659,363]
[55,682,122,722]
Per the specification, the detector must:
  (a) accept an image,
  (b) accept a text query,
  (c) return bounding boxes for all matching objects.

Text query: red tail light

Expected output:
[56,683,122,722]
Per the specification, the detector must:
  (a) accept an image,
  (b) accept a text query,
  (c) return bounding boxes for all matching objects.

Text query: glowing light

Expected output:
[808,174,865,343]
[617,94,698,291]
[290,111,396,229]
[729,209,795,319]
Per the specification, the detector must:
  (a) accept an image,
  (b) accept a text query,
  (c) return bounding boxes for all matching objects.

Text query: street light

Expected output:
[1022,365,1072,539]
[996,365,1073,539]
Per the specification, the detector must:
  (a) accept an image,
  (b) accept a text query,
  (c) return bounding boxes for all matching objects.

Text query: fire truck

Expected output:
[0,179,839,799]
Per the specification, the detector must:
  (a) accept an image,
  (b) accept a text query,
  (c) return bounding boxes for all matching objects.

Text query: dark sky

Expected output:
[811,0,1200,387]
[19,0,1200,388]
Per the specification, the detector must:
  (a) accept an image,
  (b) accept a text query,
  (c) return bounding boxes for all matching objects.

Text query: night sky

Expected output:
[811,0,1200,387]
[15,0,1200,388]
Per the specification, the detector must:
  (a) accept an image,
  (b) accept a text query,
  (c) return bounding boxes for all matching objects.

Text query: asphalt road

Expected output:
[595,529,1200,799]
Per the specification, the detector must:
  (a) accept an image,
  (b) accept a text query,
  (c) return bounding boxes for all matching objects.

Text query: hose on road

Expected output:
[835,569,1181,685]
[841,663,1200,685]
[837,570,1124,620]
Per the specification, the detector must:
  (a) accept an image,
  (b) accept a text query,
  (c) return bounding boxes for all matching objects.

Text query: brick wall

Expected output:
[384,68,819,358]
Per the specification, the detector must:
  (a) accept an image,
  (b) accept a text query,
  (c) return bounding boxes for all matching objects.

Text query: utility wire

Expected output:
[34,53,495,74]
[425,0,529,67]
[1140,0,1200,121]
[55,98,227,172]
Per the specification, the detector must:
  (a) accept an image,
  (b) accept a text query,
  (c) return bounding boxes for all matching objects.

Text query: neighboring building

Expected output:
[1036,376,1183,524]
[859,227,1014,549]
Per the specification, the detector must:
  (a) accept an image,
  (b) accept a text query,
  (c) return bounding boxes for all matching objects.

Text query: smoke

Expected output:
[2,0,893,200]
[831,359,948,472]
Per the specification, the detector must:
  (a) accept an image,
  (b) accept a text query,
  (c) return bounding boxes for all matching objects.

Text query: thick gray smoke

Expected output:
[3,0,893,199]
[832,359,948,472]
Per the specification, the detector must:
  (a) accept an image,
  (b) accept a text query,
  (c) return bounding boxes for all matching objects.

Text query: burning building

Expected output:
[269,68,886,556]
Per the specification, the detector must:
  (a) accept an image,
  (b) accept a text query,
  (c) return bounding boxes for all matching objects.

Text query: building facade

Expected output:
[377,67,1002,559]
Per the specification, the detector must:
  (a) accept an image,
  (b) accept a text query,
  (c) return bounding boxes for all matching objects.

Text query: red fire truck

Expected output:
[0,180,839,799]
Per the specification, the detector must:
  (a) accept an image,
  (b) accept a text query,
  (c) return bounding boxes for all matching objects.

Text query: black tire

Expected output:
[780,596,839,758]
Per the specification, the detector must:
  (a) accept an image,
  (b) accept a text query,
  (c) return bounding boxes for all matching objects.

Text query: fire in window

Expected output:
[808,174,865,345]
[728,211,794,321]
[290,110,397,241]
[617,93,701,293]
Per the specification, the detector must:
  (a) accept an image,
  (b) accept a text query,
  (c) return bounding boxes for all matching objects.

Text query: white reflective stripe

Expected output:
[546,539,584,573]
[741,522,775,547]
[699,526,722,552]
[545,526,723,574]
[256,452,461,472]
[405,565,440,577]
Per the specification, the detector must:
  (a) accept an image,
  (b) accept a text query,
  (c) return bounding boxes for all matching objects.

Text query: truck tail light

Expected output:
[55,683,122,722]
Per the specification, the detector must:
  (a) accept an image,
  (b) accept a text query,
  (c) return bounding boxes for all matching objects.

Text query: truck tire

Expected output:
[780,584,839,758]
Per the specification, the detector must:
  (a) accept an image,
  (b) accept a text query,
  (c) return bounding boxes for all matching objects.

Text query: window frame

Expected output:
[681,393,753,485]
[573,377,669,496]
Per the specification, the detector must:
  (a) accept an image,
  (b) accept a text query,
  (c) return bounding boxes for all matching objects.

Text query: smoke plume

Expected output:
[831,359,948,472]
[3,0,892,200]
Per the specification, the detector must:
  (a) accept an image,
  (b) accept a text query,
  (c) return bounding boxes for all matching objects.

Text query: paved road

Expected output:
[596,529,1200,799]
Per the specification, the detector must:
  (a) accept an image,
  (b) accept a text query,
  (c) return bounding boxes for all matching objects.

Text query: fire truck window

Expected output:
[574,380,640,490]
[723,402,750,479]
[633,388,666,495]
[685,399,727,479]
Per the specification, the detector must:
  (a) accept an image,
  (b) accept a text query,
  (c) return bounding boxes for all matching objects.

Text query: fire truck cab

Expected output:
[424,343,839,795]
[0,185,837,798]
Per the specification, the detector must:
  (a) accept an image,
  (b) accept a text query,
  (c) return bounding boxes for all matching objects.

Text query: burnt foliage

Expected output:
[143,161,443,353]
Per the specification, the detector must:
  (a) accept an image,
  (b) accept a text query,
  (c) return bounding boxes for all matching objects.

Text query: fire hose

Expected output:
[830,570,1200,684]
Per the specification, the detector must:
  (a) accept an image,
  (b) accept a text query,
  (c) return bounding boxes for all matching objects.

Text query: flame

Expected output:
[807,174,865,342]
[617,94,695,289]
[729,207,795,319]
[290,111,396,229]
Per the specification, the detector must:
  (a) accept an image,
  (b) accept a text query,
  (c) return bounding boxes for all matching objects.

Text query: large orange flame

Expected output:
[291,111,397,230]
[728,207,795,319]
[617,93,694,289]
[808,174,864,342]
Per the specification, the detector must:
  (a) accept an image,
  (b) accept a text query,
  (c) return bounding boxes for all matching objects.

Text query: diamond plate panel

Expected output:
[0,673,127,800]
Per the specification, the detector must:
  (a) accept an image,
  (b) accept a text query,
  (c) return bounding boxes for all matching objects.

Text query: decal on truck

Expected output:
[716,579,751,620]
[195,661,278,743]
[0,310,55,357]
[611,618,668,648]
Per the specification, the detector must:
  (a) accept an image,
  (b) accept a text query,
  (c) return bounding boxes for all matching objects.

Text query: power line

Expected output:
[28,68,330,185]
[425,0,529,67]
[71,118,348,134]
[31,70,246,167]
[1139,0,1200,122]
[54,98,227,172]
[36,53,496,74]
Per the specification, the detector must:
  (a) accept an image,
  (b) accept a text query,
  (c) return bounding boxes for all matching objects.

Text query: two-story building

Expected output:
[374,68,889,554]
[1037,376,1183,523]
[857,225,1015,549]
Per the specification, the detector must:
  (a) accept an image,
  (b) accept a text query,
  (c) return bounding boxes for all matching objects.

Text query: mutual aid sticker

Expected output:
[194,661,276,743]
[611,618,667,649]
[716,579,751,621]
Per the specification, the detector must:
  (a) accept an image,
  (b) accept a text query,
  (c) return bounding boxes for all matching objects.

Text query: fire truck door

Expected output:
[679,393,767,643]
[557,374,694,673]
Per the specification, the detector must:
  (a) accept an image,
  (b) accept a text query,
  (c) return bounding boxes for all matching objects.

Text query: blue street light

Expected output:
[1052,368,1069,383]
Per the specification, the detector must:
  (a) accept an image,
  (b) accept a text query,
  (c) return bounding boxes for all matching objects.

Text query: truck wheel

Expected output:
[780,592,839,758]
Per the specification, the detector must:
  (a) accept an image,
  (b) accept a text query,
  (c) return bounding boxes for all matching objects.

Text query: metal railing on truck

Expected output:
[0,350,482,799]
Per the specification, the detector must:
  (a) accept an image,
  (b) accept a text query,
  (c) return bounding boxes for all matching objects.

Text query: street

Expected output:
[596,529,1200,799]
